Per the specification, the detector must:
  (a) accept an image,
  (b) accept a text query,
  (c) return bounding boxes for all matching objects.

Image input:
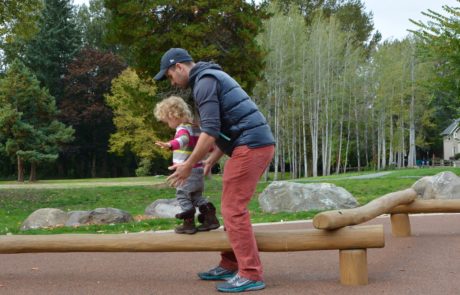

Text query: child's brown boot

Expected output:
[175,208,197,234]
[197,203,220,231]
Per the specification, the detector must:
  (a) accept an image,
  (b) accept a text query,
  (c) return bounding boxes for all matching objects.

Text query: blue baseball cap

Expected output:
[154,48,193,81]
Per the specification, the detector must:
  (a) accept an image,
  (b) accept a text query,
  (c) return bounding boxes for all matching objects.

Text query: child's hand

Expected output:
[155,141,171,149]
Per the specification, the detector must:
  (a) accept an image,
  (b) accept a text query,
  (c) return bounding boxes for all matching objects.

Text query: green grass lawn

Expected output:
[1,167,458,235]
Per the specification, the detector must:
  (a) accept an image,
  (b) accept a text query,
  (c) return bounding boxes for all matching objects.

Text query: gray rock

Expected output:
[21,207,134,230]
[258,181,359,213]
[412,171,460,199]
[65,210,92,227]
[86,208,133,224]
[20,208,68,231]
[145,199,183,218]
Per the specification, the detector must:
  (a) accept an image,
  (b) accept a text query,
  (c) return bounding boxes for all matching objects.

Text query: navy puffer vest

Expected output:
[190,63,275,155]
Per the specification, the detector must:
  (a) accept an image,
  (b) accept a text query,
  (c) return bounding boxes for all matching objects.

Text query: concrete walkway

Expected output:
[1,213,459,295]
[296,171,393,182]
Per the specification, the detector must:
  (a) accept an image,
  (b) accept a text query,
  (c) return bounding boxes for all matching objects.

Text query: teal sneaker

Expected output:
[198,266,237,281]
[216,274,266,293]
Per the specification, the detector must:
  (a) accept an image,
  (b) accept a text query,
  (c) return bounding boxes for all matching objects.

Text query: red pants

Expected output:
[218,145,275,281]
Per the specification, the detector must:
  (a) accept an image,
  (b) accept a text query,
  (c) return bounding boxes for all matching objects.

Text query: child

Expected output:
[154,96,220,234]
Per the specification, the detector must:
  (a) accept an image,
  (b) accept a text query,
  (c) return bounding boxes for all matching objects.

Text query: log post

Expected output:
[339,249,368,285]
[390,213,411,237]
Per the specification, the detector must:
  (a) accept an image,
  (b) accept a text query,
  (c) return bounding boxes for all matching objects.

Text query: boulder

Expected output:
[20,208,68,231]
[258,181,358,213]
[21,207,134,230]
[65,210,92,227]
[86,208,133,224]
[412,171,460,199]
[145,199,183,218]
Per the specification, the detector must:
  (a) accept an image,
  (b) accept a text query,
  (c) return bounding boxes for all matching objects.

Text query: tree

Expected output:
[273,0,379,54]
[0,59,74,182]
[104,0,268,93]
[23,0,82,101]
[59,47,126,178]
[76,0,114,51]
[0,1,42,69]
[256,4,367,178]
[411,3,460,155]
[106,67,171,175]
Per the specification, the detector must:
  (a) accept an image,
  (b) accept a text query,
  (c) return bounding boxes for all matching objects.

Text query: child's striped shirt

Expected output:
[169,123,202,167]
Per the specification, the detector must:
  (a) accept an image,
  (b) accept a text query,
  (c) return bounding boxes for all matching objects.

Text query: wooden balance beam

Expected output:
[0,225,384,286]
[313,188,417,230]
[388,199,460,237]
[312,185,460,238]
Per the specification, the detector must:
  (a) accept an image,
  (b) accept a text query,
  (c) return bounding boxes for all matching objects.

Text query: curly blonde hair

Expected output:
[154,96,193,122]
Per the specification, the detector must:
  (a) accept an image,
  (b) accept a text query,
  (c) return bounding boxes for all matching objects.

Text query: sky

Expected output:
[72,0,459,41]
[363,0,458,41]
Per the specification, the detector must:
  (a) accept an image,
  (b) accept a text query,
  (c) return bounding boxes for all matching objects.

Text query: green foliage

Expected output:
[0,59,74,180]
[23,0,82,100]
[106,67,171,174]
[411,4,460,136]
[0,0,42,68]
[76,0,114,51]
[256,5,368,177]
[135,158,153,177]
[273,0,378,54]
[104,0,268,93]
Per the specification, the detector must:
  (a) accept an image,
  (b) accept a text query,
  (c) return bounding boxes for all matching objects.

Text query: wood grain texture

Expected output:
[313,188,417,230]
[0,225,384,254]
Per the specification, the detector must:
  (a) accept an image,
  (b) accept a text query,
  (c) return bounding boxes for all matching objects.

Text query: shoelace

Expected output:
[213,266,227,274]
[227,274,250,285]
[226,274,240,284]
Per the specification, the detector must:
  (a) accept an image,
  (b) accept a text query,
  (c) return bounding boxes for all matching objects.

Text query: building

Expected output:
[441,118,460,160]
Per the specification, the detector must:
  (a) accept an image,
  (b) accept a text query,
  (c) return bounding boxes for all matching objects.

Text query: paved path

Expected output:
[346,171,393,179]
[1,214,459,295]
[0,181,166,190]
[296,171,394,182]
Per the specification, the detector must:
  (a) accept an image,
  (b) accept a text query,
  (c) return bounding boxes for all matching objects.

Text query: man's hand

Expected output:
[155,141,171,149]
[203,147,224,176]
[203,158,214,176]
[167,162,192,187]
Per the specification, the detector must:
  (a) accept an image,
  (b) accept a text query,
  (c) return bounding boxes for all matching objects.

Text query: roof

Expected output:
[441,118,460,136]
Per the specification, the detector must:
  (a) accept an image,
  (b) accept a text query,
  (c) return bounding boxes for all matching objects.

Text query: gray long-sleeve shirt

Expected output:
[193,76,221,139]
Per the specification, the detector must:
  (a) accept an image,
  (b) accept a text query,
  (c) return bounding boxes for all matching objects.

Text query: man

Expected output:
[154,48,275,293]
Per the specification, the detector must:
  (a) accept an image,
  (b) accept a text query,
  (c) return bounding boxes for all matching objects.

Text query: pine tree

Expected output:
[0,59,74,182]
[23,0,82,101]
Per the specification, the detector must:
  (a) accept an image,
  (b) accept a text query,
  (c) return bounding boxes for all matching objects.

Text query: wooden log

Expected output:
[0,225,384,254]
[390,213,411,237]
[339,249,368,285]
[313,188,417,230]
[389,199,460,214]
